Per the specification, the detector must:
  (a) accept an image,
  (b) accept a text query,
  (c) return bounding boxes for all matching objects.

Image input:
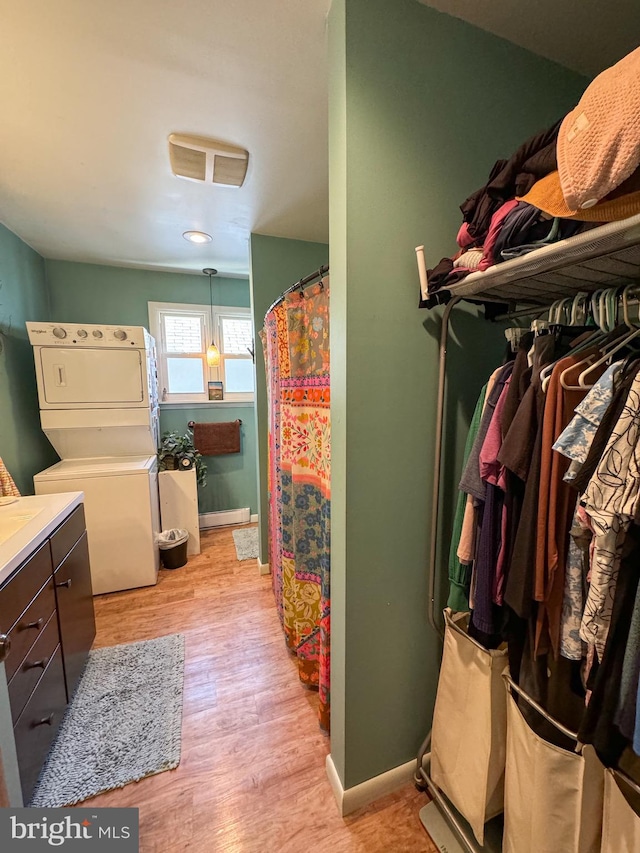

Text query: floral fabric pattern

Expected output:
[261,279,331,731]
[581,372,640,659]
[560,505,591,660]
[553,363,620,483]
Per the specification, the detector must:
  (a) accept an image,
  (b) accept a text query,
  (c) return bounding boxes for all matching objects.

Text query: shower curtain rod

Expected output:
[264,264,329,321]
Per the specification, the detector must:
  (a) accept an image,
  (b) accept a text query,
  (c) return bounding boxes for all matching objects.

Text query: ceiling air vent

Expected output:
[168,134,249,187]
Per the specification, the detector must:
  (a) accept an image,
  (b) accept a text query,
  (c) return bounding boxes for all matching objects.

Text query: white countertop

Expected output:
[0,492,84,586]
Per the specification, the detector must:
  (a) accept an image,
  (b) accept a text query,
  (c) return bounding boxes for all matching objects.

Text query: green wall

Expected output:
[45,260,250,323]
[328,0,589,788]
[249,235,330,564]
[45,260,257,514]
[0,224,58,494]
[160,406,256,514]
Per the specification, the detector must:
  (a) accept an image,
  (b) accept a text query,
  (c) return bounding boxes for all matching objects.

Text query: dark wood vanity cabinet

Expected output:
[0,503,96,803]
[53,531,95,701]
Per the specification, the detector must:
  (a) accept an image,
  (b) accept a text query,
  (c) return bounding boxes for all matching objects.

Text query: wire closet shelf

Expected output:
[414,211,640,853]
[417,212,640,307]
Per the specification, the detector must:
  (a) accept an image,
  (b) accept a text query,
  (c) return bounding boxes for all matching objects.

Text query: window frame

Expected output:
[149,301,254,405]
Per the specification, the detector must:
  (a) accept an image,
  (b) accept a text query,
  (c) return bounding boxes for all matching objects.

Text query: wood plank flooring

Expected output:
[82,525,436,853]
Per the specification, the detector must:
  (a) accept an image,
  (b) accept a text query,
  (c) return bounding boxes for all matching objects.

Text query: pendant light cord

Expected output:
[209,272,214,343]
[203,267,218,347]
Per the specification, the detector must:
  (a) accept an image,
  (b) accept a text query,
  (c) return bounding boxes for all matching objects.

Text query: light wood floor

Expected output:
[83,525,436,853]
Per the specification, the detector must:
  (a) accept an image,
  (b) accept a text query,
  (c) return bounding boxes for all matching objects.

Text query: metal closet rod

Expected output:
[264,264,329,320]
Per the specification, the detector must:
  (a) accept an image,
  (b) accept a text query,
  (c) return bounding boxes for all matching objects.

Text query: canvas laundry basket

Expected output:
[503,688,604,853]
[430,608,509,845]
[600,770,640,853]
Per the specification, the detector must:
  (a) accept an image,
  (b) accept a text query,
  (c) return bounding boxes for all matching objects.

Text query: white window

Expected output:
[149,302,255,404]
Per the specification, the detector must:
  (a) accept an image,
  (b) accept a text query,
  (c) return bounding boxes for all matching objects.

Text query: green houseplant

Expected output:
[157,429,207,487]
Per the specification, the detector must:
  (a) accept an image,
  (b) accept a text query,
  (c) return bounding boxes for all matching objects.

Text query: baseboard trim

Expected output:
[258,559,270,575]
[250,513,258,523]
[325,754,416,816]
[199,508,250,528]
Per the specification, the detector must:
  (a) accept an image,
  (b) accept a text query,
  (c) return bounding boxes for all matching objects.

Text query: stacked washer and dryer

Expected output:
[26,322,161,595]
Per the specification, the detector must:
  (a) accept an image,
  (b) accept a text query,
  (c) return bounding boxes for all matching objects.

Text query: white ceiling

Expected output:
[1,1,637,276]
[418,0,640,78]
[0,0,331,276]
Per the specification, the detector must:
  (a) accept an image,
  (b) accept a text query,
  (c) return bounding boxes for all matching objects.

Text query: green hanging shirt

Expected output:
[447,383,487,612]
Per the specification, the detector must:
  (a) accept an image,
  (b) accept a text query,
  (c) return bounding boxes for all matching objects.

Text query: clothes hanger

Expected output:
[622,282,640,328]
[540,289,612,391]
[528,316,551,366]
[547,299,565,325]
[590,290,604,331]
[556,297,573,326]
[560,287,634,390]
[570,292,590,327]
[550,288,615,391]
[577,285,640,387]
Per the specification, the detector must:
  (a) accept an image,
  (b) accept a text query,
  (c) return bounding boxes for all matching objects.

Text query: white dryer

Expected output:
[26,322,159,458]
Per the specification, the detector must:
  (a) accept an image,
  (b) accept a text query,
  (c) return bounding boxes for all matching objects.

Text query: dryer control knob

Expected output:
[77,329,88,338]
[52,327,67,339]
[92,330,103,339]
[114,329,127,341]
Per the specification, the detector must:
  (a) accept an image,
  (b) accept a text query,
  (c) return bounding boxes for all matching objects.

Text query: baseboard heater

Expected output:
[199,508,251,528]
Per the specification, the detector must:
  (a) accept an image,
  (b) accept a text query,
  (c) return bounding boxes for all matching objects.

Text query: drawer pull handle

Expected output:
[24,657,49,671]
[56,578,72,589]
[22,618,44,631]
[0,634,10,663]
[34,713,54,727]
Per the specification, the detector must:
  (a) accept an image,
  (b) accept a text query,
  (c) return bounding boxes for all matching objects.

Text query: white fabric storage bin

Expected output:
[601,770,640,853]
[503,690,604,853]
[431,608,509,845]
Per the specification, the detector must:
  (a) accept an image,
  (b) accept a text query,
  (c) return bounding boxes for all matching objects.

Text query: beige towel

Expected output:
[0,457,20,498]
[193,421,241,456]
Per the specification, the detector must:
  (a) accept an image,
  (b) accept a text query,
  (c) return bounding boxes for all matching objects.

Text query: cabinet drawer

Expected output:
[49,504,86,569]
[8,612,60,725]
[5,577,57,682]
[55,532,95,700]
[0,541,53,635]
[13,645,67,804]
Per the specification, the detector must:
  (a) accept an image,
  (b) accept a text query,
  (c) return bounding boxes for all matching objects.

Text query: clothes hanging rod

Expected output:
[264,264,329,321]
[492,304,549,321]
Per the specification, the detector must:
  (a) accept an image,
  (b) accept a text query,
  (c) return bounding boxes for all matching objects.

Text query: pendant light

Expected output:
[203,267,221,367]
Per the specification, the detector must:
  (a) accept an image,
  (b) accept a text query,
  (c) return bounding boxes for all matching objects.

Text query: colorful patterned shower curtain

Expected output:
[261,277,331,731]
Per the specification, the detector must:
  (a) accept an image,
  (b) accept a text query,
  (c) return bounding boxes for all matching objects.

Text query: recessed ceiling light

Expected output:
[183,230,212,244]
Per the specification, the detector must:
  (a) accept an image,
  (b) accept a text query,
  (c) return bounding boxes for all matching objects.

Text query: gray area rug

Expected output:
[232,526,259,561]
[30,634,185,807]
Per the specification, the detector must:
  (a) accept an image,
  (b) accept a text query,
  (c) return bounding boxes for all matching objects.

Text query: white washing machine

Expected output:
[27,322,162,595]
[34,456,160,595]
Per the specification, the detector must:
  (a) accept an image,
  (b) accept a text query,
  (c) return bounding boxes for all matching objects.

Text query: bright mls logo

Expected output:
[11,815,93,845]
[0,809,139,851]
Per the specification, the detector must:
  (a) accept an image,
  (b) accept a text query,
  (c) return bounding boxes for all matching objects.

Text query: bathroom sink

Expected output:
[0,503,43,546]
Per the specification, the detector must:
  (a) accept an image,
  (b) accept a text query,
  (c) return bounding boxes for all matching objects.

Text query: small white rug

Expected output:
[30,634,185,807]
[232,526,259,561]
